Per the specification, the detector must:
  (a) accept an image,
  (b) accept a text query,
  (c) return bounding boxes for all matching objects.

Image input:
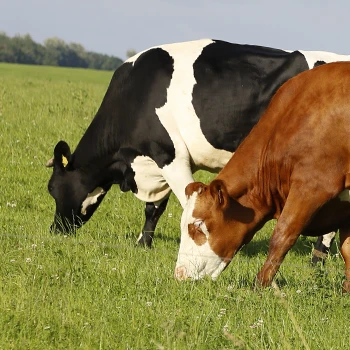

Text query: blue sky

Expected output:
[1,0,349,60]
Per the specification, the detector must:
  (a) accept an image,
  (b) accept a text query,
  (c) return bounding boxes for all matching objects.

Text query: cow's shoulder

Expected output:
[75,46,181,170]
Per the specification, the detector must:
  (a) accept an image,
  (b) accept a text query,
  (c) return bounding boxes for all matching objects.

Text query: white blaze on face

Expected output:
[81,187,106,215]
[175,191,227,281]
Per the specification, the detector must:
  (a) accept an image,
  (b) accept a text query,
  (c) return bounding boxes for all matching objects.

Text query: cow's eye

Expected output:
[48,185,53,193]
[190,221,204,235]
[193,219,203,228]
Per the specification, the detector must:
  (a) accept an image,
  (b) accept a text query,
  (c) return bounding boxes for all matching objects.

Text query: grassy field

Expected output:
[0,62,349,350]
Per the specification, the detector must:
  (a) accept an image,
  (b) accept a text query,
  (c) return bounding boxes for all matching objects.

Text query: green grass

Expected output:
[0,62,349,350]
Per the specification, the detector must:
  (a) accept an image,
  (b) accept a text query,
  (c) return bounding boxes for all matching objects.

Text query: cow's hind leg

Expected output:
[340,226,350,293]
[137,197,170,248]
[256,186,334,288]
[311,232,336,265]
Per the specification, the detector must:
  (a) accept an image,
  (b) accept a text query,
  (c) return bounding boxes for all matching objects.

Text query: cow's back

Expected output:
[128,40,311,171]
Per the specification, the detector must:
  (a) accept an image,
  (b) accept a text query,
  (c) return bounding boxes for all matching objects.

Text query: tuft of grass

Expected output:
[1,63,349,350]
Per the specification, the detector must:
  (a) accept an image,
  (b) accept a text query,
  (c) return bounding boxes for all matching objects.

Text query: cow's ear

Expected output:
[52,141,71,170]
[209,179,230,210]
[185,182,206,199]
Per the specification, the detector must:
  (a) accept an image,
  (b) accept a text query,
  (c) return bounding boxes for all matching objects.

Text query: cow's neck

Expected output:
[216,117,278,225]
[73,117,120,169]
[70,150,117,192]
[216,79,295,221]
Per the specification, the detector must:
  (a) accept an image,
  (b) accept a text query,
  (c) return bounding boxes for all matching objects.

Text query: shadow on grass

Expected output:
[129,229,339,261]
[123,231,181,246]
[239,236,315,257]
[155,232,181,244]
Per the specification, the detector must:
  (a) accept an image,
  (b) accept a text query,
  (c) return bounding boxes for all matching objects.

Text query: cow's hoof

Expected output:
[136,233,153,248]
[311,256,325,266]
[342,280,350,293]
[311,249,327,266]
[253,277,271,291]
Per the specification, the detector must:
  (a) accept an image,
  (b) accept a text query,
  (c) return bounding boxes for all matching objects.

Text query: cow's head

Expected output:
[46,141,108,233]
[175,180,255,281]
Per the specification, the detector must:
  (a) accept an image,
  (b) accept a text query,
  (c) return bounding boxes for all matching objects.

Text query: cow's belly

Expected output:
[305,190,350,235]
[131,156,171,202]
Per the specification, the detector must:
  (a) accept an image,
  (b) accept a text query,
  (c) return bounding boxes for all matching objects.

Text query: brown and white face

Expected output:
[175,180,234,281]
[175,179,256,281]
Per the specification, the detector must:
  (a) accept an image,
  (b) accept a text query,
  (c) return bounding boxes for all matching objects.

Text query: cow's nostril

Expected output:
[175,266,189,281]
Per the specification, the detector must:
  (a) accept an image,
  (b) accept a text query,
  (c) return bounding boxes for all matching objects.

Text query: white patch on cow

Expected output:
[161,159,196,207]
[318,190,350,248]
[154,39,233,172]
[130,150,194,208]
[299,50,350,69]
[127,41,350,214]
[338,189,350,202]
[81,187,105,215]
[175,191,227,280]
[321,232,336,249]
[131,156,171,203]
[130,39,232,207]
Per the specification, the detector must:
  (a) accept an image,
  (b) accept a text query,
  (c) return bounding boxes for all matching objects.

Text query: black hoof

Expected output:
[136,233,153,248]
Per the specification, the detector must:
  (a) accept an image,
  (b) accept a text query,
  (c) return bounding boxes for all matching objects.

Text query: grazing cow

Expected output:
[46,39,346,262]
[175,62,350,293]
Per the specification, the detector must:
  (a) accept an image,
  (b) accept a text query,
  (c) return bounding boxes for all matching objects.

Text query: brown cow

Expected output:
[175,62,350,292]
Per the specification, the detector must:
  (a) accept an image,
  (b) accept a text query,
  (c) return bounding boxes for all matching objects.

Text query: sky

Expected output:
[1,0,350,61]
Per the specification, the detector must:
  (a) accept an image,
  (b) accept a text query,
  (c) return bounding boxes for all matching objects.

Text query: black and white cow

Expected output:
[46,39,347,262]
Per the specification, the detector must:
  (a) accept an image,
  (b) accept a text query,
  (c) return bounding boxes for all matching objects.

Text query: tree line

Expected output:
[0,32,124,71]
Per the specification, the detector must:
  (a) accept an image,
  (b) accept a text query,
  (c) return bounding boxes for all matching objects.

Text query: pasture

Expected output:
[0,62,349,349]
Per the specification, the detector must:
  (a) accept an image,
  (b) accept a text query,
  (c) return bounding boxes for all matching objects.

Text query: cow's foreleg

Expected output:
[137,197,170,247]
[161,157,195,208]
[256,221,301,288]
[256,186,332,288]
[340,227,350,293]
[311,232,336,265]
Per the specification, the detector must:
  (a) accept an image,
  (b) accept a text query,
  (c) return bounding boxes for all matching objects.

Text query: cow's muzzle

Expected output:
[174,266,191,281]
[50,216,79,235]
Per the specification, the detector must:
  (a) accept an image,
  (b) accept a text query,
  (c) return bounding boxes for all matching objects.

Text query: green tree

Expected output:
[0,32,14,62]
[0,32,123,71]
[126,49,137,59]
